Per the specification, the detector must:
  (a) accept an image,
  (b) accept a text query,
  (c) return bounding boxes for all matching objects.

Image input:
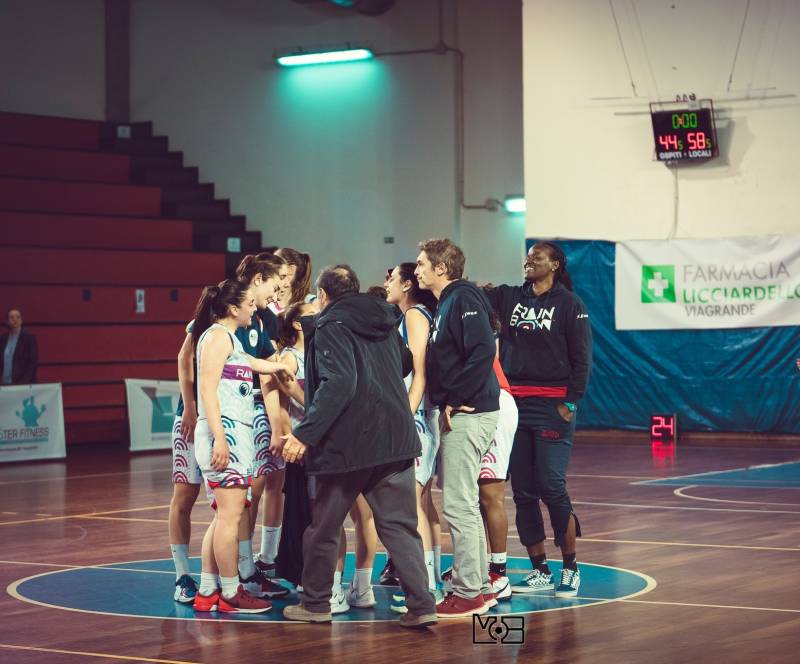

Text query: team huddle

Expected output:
[167,238,592,627]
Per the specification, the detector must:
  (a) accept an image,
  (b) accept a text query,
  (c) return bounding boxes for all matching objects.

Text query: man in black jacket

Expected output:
[1,308,38,385]
[415,239,500,618]
[281,265,437,628]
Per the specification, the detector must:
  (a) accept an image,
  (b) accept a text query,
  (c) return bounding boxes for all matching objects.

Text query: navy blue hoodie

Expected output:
[426,280,500,413]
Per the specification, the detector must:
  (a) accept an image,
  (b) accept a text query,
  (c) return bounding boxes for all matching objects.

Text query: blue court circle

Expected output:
[9,552,655,622]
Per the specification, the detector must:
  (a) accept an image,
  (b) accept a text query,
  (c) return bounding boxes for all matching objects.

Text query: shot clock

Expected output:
[650,413,677,468]
[650,100,718,163]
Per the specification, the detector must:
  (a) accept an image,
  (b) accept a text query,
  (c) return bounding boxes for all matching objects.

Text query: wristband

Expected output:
[563,401,577,412]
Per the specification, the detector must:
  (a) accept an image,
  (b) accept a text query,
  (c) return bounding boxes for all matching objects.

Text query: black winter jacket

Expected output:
[293,293,418,475]
[425,280,500,413]
[0,330,38,384]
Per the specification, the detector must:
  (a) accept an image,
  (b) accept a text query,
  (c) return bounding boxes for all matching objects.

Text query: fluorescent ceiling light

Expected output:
[276,47,374,67]
[503,196,526,214]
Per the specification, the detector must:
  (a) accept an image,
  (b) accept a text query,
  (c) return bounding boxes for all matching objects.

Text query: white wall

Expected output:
[130,0,525,286]
[523,0,800,241]
[0,0,105,119]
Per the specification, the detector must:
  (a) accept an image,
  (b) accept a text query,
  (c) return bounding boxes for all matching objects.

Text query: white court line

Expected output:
[578,597,800,614]
[6,559,658,622]
[631,459,800,486]
[673,485,800,507]
[0,503,171,527]
[0,468,161,486]
[0,644,200,664]
[580,538,799,553]
[569,474,657,480]
[571,499,800,515]
[433,487,800,514]
[0,559,176,575]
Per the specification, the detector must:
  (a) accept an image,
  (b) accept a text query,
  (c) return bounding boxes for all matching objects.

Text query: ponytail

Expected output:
[191,279,250,349]
[538,241,573,291]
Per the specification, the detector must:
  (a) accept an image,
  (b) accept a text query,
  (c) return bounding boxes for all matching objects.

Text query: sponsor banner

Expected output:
[0,383,66,462]
[615,236,800,330]
[125,379,181,451]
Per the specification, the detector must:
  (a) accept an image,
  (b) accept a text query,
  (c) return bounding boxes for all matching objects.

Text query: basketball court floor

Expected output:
[1,442,798,663]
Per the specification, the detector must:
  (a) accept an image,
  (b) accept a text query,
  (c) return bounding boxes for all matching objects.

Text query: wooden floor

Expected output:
[1,442,799,663]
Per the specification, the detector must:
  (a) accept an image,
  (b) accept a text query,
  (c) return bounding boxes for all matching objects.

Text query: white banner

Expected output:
[615,236,800,330]
[0,383,66,462]
[125,379,181,451]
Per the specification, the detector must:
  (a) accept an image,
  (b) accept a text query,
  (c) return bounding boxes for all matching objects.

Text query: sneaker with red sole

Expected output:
[435,593,488,618]
[218,585,272,614]
[241,569,290,598]
[193,588,220,612]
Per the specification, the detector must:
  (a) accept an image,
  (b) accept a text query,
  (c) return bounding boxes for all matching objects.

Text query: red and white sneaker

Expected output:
[489,572,512,600]
[218,585,272,614]
[435,593,488,618]
[193,588,220,612]
[482,592,498,609]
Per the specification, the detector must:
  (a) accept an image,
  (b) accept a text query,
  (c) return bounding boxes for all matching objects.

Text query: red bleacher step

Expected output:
[0,247,225,286]
[0,177,161,216]
[0,285,201,324]
[0,112,103,151]
[0,144,130,183]
[0,211,193,251]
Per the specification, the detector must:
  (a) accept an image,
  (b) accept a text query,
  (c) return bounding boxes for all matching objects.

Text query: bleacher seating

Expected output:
[0,111,268,444]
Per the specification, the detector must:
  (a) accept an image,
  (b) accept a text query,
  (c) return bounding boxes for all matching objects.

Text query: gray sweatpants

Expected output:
[440,409,500,599]
[301,459,435,615]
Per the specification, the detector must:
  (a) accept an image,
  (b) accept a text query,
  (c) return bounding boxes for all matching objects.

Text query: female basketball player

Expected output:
[190,280,289,613]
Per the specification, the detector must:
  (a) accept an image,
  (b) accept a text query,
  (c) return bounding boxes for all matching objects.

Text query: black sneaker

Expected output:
[378,558,399,586]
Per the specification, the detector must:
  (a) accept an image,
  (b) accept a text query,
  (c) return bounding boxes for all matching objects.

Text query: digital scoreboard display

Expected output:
[651,107,718,163]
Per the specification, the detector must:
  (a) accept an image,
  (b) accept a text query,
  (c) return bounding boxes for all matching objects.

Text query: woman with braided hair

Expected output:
[484,241,592,598]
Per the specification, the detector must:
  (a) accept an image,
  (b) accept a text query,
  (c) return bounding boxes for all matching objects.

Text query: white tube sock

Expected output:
[170,543,191,580]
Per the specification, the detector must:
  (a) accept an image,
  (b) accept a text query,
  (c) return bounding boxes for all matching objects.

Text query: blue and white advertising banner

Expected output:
[125,378,181,451]
[615,236,800,330]
[0,383,66,462]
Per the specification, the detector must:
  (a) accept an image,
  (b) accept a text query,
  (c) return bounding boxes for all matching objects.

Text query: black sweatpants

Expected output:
[301,459,435,615]
[509,397,581,549]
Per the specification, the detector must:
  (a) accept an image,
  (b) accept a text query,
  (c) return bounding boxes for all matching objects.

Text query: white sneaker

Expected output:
[346,584,376,608]
[489,572,512,600]
[330,588,350,614]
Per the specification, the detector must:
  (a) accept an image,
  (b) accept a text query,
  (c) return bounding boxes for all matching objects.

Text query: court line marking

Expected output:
[29,509,800,556]
[437,488,800,514]
[0,504,172,527]
[580,538,800,552]
[631,459,800,486]
[0,643,200,664]
[576,597,800,614]
[569,474,657,480]
[6,558,658,623]
[570,499,800,515]
[0,468,164,486]
[0,559,177,575]
[673,485,800,507]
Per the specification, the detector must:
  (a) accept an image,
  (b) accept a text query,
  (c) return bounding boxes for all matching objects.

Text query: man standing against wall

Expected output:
[1,308,38,385]
[280,265,437,628]
[415,239,500,618]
